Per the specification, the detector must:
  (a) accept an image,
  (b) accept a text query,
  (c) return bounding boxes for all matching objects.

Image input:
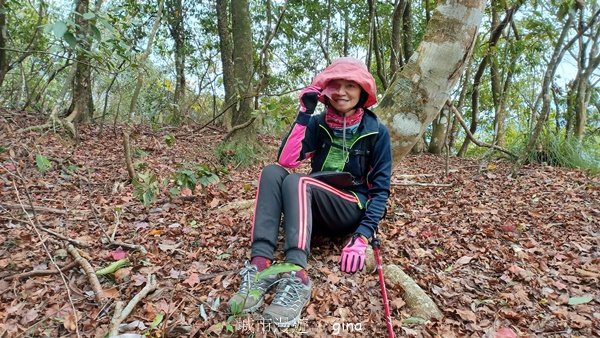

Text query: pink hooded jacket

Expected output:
[311,57,378,108]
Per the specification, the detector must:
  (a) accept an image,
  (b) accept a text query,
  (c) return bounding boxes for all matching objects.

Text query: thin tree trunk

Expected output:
[428,107,449,154]
[448,61,472,152]
[574,20,600,140]
[68,0,94,125]
[0,0,7,88]
[127,0,165,122]
[216,0,235,129]
[167,0,185,124]
[390,0,405,76]
[372,7,388,90]
[514,11,577,173]
[458,2,521,156]
[228,0,254,141]
[402,0,413,63]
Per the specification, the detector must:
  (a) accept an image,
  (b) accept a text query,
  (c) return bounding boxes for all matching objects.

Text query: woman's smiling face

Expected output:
[323,79,362,114]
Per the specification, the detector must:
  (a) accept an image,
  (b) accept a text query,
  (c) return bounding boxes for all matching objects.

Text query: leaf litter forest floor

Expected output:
[0,111,599,338]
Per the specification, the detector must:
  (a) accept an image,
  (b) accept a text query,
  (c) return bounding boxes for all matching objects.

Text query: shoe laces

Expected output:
[272,273,305,307]
[238,262,258,294]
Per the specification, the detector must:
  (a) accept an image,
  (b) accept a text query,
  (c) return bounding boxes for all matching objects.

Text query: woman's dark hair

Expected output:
[354,90,369,109]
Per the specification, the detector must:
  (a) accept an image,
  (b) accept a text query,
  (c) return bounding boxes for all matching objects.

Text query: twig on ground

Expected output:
[108,274,158,337]
[0,202,67,214]
[66,244,105,302]
[110,208,121,241]
[38,225,91,247]
[3,261,78,281]
[391,181,453,187]
[394,174,436,178]
[109,240,148,255]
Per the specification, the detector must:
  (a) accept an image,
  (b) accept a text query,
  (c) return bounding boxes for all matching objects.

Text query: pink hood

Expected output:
[311,57,377,108]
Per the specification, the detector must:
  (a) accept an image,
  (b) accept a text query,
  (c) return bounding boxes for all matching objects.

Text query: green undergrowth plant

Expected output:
[169,163,223,197]
[512,131,600,174]
[133,171,160,206]
[216,140,267,167]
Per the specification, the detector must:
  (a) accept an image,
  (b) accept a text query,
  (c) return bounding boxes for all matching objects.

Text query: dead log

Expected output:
[366,247,443,321]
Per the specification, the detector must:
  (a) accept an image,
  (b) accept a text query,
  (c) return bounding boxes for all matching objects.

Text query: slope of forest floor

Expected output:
[0,110,599,338]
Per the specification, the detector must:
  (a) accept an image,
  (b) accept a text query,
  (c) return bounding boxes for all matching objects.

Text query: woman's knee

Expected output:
[282,173,303,192]
[260,164,289,184]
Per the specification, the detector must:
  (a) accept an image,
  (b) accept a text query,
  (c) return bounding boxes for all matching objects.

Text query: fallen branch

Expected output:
[391,181,453,187]
[395,174,436,178]
[38,224,90,248]
[108,274,158,337]
[66,244,105,302]
[0,202,67,214]
[3,261,78,281]
[109,240,148,255]
[366,247,443,322]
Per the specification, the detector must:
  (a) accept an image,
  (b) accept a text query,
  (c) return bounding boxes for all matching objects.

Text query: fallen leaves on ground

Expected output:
[0,112,598,337]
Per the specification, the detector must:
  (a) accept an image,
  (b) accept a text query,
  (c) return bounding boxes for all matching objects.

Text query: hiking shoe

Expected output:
[228,261,279,314]
[262,271,312,328]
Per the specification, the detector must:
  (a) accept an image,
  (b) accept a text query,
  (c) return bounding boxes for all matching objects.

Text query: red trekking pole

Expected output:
[372,237,395,338]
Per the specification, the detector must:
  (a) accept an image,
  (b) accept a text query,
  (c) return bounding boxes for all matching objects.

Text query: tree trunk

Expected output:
[494,59,515,147]
[216,0,235,130]
[69,0,94,124]
[167,0,185,124]
[371,4,388,90]
[458,2,520,156]
[127,0,165,122]
[0,0,8,88]
[389,0,405,76]
[228,0,255,141]
[428,106,449,154]
[514,10,578,173]
[402,0,413,63]
[448,61,472,152]
[376,0,486,166]
[573,14,600,140]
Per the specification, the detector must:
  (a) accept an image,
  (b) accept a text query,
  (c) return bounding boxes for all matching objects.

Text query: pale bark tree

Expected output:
[371,1,486,321]
[376,0,486,165]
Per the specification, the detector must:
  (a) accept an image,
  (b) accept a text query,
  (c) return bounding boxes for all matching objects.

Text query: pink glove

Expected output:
[339,234,368,273]
[298,85,322,114]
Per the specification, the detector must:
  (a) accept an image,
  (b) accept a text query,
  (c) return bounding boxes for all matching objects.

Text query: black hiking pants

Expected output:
[250,164,364,267]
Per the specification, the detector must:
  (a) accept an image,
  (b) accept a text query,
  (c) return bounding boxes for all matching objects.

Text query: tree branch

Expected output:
[449,102,517,159]
[108,274,158,337]
[66,244,105,302]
